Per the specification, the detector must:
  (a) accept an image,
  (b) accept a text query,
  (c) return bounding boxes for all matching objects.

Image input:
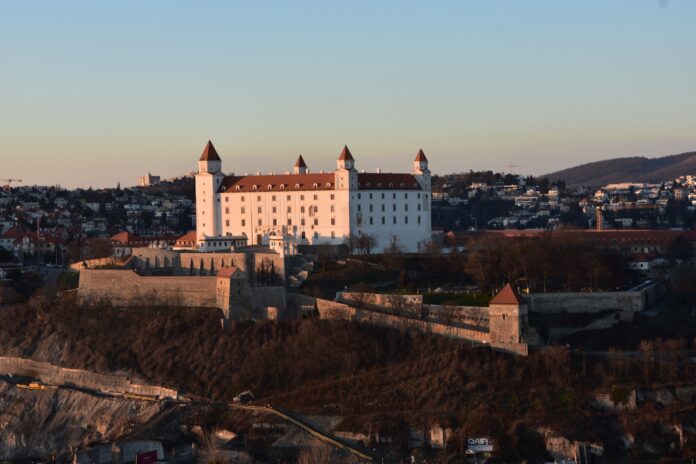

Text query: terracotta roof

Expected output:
[415,149,428,162]
[220,173,335,192]
[294,155,307,168]
[110,231,139,244]
[338,145,354,161]
[175,230,197,245]
[217,266,243,278]
[490,284,523,305]
[199,140,221,161]
[357,173,422,190]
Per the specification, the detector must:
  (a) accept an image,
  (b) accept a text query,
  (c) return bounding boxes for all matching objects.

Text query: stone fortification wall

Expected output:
[0,357,177,399]
[423,304,489,329]
[250,286,286,311]
[315,298,491,344]
[527,292,642,314]
[125,249,286,282]
[78,269,217,308]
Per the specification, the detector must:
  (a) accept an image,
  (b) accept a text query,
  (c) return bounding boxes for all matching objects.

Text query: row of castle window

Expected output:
[225,205,331,214]
[356,192,428,200]
[356,215,422,226]
[357,203,421,212]
[228,194,335,202]
[226,217,336,227]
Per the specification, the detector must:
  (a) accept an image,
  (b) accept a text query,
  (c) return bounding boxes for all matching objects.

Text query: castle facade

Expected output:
[195,142,432,253]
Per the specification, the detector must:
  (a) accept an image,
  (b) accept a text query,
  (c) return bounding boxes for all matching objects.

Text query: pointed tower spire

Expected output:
[415,149,428,162]
[199,140,221,161]
[338,145,354,161]
[294,154,308,174]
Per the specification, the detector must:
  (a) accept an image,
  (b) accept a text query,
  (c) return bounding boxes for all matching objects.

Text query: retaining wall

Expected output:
[78,269,218,308]
[315,298,491,344]
[0,356,177,399]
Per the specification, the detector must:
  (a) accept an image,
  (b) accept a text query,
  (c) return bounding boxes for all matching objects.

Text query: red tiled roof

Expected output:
[490,284,523,305]
[175,230,197,245]
[415,149,428,162]
[217,266,243,278]
[220,173,335,192]
[110,231,139,244]
[338,145,354,161]
[295,155,307,168]
[199,140,221,161]
[357,173,422,190]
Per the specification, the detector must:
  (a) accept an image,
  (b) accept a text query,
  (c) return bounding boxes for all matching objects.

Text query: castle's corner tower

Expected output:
[195,140,225,242]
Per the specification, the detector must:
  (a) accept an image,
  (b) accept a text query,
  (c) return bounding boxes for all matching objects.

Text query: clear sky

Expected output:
[1,1,695,188]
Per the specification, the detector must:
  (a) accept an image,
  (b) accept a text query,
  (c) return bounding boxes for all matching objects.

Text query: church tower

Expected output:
[195,141,225,242]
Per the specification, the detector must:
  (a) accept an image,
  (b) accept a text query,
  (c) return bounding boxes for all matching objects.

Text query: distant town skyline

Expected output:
[2,1,696,188]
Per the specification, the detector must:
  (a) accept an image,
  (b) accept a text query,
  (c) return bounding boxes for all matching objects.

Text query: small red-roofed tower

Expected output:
[294,155,308,175]
[412,149,431,190]
[488,283,528,347]
[335,145,358,190]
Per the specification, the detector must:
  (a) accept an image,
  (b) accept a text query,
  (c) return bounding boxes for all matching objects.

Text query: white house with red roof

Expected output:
[194,141,432,253]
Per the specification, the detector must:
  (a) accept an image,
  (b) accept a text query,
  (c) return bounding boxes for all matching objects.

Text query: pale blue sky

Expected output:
[1,1,695,187]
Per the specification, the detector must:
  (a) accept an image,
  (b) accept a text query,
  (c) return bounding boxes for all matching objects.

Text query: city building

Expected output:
[138,172,161,187]
[195,141,432,253]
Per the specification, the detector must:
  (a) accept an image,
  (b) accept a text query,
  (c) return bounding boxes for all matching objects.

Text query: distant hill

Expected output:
[543,151,696,187]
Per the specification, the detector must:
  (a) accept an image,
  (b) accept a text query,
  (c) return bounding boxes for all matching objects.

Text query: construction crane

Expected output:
[506,164,522,169]
[2,178,22,190]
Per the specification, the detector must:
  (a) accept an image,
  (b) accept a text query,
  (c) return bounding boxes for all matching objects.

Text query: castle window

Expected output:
[378,183,382,188]
[225,196,229,202]
[313,194,318,200]
[418,216,421,225]
[357,204,361,212]
[405,204,408,211]
[273,219,277,226]
[300,195,304,200]
[241,219,246,226]
[236,186,240,191]
[272,195,276,201]
[258,219,262,226]
[287,206,291,213]
[366,183,371,188]
[241,196,245,201]
[331,218,335,225]
[241,207,245,214]
[418,204,421,211]
[326,183,331,188]
[389,183,393,188]
[369,217,373,225]
[225,207,229,214]
[257,207,262,213]
[257,196,261,201]
[369,204,373,212]
[382,216,385,225]
[401,183,405,188]
[405,216,408,224]
[301,206,305,213]
[314,218,318,225]
[253,185,258,190]
[226,220,230,226]
[331,231,335,238]
[268,185,272,190]
[404,193,408,198]
[393,217,396,224]
[358,193,361,199]
[301,218,305,226]
[331,205,335,212]
[272,206,277,213]
[295,184,300,189]
[369,193,373,199]
[287,218,292,226]
[280,184,285,189]
[418,193,421,199]
[330,194,335,200]
[313,183,318,189]
[381,204,385,212]
[393,193,396,199]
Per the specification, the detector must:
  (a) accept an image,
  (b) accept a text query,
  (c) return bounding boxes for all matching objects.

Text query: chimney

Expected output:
[376,168,381,173]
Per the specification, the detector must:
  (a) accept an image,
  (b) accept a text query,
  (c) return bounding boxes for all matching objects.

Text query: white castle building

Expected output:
[195,141,432,253]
